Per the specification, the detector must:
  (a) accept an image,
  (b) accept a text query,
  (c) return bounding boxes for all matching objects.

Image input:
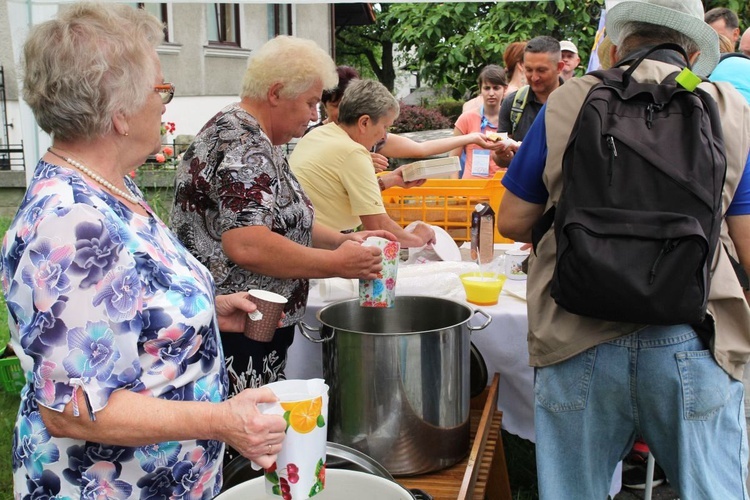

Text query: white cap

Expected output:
[560,40,578,54]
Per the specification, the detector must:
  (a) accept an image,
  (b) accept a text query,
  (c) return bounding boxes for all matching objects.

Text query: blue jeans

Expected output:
[534,324,749,499]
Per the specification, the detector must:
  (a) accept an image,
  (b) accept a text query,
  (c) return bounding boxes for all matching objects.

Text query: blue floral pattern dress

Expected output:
[0,160,227,498]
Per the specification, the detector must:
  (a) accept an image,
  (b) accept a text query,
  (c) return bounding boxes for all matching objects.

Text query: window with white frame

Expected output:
[268,4,293,38]
[133,3,170,42]
[207,3,241,46]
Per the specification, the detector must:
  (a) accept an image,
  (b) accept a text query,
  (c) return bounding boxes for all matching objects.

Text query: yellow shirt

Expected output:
[290,123,385,231]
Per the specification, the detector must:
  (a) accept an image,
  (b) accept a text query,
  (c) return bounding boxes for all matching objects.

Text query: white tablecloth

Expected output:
[286,272,621,495]
[286,278,536,442]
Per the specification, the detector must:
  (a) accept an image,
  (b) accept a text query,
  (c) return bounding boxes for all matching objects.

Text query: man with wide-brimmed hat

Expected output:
[497,0,750,497]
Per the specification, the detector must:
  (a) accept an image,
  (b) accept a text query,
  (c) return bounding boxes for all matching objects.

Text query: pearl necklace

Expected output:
[47,148,140,204]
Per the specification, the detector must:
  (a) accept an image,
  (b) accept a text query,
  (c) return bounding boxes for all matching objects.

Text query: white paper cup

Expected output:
[244,290,287,342]
[359,237,400,308]
[261,379,329,499]
[504,250,529,281]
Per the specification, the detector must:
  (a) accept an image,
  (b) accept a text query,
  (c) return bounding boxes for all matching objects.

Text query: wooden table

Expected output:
[396,373,512,500]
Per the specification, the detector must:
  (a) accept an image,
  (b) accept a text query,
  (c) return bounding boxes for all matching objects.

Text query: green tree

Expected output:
[334,3,399,90]
[335,1,606,99]
[390,0,605,99]
[336,1,744,101]
[704,0,750,32]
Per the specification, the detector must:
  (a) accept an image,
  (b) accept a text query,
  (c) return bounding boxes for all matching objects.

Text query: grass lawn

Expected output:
[0,391,17,500]
[0,215,18,498]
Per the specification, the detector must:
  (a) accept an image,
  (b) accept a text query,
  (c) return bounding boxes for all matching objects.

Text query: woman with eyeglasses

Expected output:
[0,3,287,496]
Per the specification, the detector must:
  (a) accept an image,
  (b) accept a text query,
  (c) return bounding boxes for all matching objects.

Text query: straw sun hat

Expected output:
[605,0,720,76]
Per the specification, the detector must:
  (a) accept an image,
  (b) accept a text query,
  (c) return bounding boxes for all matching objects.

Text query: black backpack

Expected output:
[534,44,727,325]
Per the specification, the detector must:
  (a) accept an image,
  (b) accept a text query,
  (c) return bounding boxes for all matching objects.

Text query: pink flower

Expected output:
[160,121,176,135]
[155,153,166,163]
[383,243,399,260]
[162,146,174,157]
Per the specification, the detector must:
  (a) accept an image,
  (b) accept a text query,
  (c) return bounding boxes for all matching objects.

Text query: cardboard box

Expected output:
[401,157,460,182]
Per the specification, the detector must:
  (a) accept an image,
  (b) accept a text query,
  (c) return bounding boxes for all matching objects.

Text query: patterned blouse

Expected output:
[0,161,227,498]
[169,103,315,327]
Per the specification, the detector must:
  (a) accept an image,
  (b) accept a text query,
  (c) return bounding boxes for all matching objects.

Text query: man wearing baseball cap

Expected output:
[498,0,750,497]
[559,40,581,80]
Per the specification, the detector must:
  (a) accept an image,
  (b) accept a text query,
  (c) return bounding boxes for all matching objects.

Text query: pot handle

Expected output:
[467,308,492,331]
[297,321,332,343]
[410,488,433,500]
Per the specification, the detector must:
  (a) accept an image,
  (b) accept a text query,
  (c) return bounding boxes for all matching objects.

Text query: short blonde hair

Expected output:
[718,33,734,54]
[338,79,399,126]
[597,35,613,70]
[241,36,337,100]
[22,2,164,141]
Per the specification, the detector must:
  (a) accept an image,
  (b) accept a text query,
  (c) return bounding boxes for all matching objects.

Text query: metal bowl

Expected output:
[217,469,416,500]
[470,342,489,398]
[221,442,393,491]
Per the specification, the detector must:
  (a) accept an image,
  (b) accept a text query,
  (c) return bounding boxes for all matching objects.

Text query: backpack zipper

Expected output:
[645,103,664,129]
[649,239,679,284]
[606,135,618,186]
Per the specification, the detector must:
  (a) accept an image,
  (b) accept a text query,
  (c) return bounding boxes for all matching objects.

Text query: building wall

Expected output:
[0,1,24,149]
[0,2,17,102]
[296,4,332,53]
[0,2,333,179]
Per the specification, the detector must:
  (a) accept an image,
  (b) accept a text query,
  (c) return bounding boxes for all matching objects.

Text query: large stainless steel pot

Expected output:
[299,296,491,476]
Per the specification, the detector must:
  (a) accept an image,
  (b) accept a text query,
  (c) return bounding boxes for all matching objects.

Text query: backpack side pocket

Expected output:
[552,207,709,324]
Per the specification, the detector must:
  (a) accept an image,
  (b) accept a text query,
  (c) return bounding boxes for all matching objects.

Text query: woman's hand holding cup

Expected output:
[332,240,384,280]
[219,387,287,469]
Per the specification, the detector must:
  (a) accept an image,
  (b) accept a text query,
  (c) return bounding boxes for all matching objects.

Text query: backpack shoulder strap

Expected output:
[509,85,530,135]
[531,206,555,253]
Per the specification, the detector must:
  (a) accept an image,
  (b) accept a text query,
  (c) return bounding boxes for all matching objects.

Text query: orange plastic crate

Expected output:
[382,172,512,244]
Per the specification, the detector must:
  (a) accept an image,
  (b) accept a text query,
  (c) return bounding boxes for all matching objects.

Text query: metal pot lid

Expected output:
[470,341,489,399]
[315,296,476,335]
[221,442,394,492]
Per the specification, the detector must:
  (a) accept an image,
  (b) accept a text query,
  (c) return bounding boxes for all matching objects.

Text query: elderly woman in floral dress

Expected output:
[0,3,286,497]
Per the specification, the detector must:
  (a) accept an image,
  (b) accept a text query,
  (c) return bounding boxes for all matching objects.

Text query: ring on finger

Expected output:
[268,444,273,454]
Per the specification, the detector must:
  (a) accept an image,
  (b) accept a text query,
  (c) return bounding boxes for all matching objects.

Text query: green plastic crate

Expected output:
[0,355,24,393]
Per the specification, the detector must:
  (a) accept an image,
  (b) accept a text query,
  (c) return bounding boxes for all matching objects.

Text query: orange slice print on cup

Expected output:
[280,396,322,414]
[285,397,323,434]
